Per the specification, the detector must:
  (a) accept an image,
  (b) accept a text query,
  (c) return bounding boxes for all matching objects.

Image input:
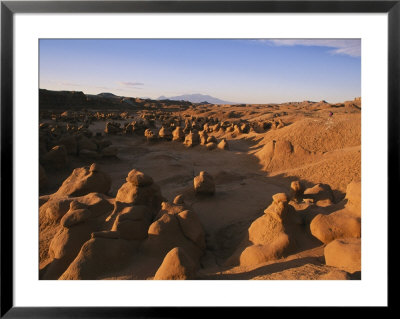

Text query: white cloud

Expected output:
[264,39,361,57]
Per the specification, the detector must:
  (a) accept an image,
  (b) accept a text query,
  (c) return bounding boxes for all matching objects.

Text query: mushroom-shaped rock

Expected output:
[55,164,112,197]
[115,169,162,213]
[194,171,215,195]
[154,247,197,280]
[324,238,361,273]
[199,130,208,145]
[183,131,200,147]
[310,210,361,244]
[172,126,185,141]
[126,169,154,186]
[144,128,158,142]
[290,180,304,199]
[158,127,172,141]
[237,194,302,267]
[217,139,229,150]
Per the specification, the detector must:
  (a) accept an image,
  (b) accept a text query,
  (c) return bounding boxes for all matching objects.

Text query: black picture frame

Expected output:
[1,0,396,317]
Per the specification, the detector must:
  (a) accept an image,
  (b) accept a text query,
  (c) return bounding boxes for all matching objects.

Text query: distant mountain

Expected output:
[97,92,119,98]
[157,94,235,105]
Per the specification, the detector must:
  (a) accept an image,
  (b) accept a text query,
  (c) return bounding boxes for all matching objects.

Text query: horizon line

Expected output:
[39,87,360,105]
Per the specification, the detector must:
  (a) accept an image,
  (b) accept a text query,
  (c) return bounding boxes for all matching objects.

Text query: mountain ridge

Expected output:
[157,93,236,105]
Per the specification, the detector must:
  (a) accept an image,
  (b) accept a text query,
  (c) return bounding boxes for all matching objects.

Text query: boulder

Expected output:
[144,128,158,142]
[154,247,197,280]
[199,130,208,145]
[193,171,215,195]
[115,169,163,213]
[183,131,200,147]
[290,180,304,200]
[310,210,361,244]
[217,139,229,150]
[126,169,154,186]
[172,126,185,141]
[238,194,302,267]
[324,238,361,273]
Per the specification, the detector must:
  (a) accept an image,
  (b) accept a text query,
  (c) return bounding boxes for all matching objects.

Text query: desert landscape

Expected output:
[38,90,361,280]
[38,39,361,280]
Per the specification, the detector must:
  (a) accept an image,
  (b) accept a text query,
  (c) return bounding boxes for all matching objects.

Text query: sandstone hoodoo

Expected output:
[183,130,200,147]
[231,191,303,267]
[39,45,362,281]
[193,171,215,196]
[115,169,163,213]
[324,238,361,273]
[154,247,197,280]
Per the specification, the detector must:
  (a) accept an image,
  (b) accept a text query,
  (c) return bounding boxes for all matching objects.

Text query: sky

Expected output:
[39,39,361,104]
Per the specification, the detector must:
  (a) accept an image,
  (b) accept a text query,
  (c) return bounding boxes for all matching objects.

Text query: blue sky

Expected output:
[39,39,361,104]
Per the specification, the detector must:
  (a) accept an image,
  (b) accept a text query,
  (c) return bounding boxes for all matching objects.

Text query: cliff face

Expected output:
[39,89,193,110]
[39,89,88,109]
